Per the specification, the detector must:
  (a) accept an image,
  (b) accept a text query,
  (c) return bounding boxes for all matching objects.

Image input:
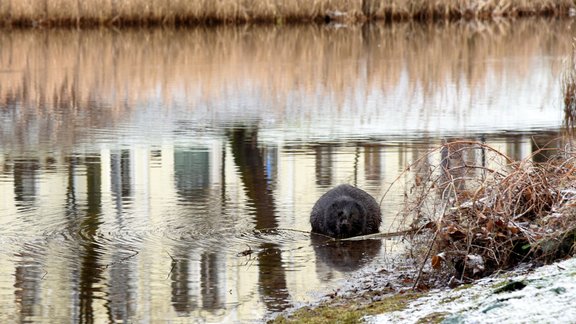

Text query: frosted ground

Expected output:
[366,257,576,323]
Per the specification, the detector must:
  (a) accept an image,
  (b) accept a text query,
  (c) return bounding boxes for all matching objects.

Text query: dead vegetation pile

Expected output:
[397,140,576,287]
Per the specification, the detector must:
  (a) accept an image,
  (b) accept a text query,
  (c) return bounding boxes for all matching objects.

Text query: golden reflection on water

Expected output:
[0,19,572,149]
[0,19,573,322]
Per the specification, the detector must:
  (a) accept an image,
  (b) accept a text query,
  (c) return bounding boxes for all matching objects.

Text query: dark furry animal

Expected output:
[310,184,382,239]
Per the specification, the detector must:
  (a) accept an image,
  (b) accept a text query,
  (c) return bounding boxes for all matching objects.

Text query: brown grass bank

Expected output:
[0,0,574,27]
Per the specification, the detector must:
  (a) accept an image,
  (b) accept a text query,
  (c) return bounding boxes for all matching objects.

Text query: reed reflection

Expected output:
[0,19,571,152]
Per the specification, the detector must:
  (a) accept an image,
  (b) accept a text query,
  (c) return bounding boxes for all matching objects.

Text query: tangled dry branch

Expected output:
[400,140,576,287]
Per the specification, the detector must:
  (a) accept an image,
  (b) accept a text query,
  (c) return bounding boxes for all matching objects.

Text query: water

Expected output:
[0,19,573,322]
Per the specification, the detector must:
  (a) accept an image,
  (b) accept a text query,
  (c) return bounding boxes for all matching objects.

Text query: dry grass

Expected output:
[0,0,363,26]
[0,0,573,26]
[365,0,575,20]
[398,140,576,287]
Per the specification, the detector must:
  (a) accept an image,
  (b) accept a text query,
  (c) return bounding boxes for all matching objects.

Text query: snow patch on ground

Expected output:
[366,257,576,323]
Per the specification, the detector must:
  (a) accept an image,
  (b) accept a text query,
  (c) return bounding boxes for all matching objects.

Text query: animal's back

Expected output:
[310,184,381,238]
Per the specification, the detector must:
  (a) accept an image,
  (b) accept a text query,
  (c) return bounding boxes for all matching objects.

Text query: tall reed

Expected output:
[364,0,575,20]
[0,0,573,27]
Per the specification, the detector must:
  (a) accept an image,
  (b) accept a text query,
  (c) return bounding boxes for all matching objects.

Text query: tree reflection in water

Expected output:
[228,126,291,312]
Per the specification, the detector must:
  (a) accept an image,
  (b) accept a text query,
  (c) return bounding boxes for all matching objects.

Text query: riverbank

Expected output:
[271,137,576,323]
[271,255,576,323]
[368,256,576,323]
[1,0,574,27]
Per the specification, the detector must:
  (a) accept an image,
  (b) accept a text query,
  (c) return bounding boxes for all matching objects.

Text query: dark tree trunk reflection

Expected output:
[78,156,109,323]
[228,126,290,312]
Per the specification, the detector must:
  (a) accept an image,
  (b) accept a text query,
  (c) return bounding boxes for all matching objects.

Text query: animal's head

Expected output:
[324,197,367,238]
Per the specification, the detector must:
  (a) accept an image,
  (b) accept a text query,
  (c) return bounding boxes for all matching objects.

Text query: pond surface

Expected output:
[0,19,573,323]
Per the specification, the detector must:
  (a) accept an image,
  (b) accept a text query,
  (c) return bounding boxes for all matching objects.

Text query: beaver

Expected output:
[310,184,382,239]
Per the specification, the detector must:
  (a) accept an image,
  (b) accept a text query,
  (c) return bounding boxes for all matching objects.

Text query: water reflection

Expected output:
[227,126,290,311]
[312,235,383,276]
[78,156,104,323]
[315,145,335,187]
[14,247,44,322]
[0,19,573,322]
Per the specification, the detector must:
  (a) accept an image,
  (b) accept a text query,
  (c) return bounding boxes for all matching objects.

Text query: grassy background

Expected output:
[0,0,573,26]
